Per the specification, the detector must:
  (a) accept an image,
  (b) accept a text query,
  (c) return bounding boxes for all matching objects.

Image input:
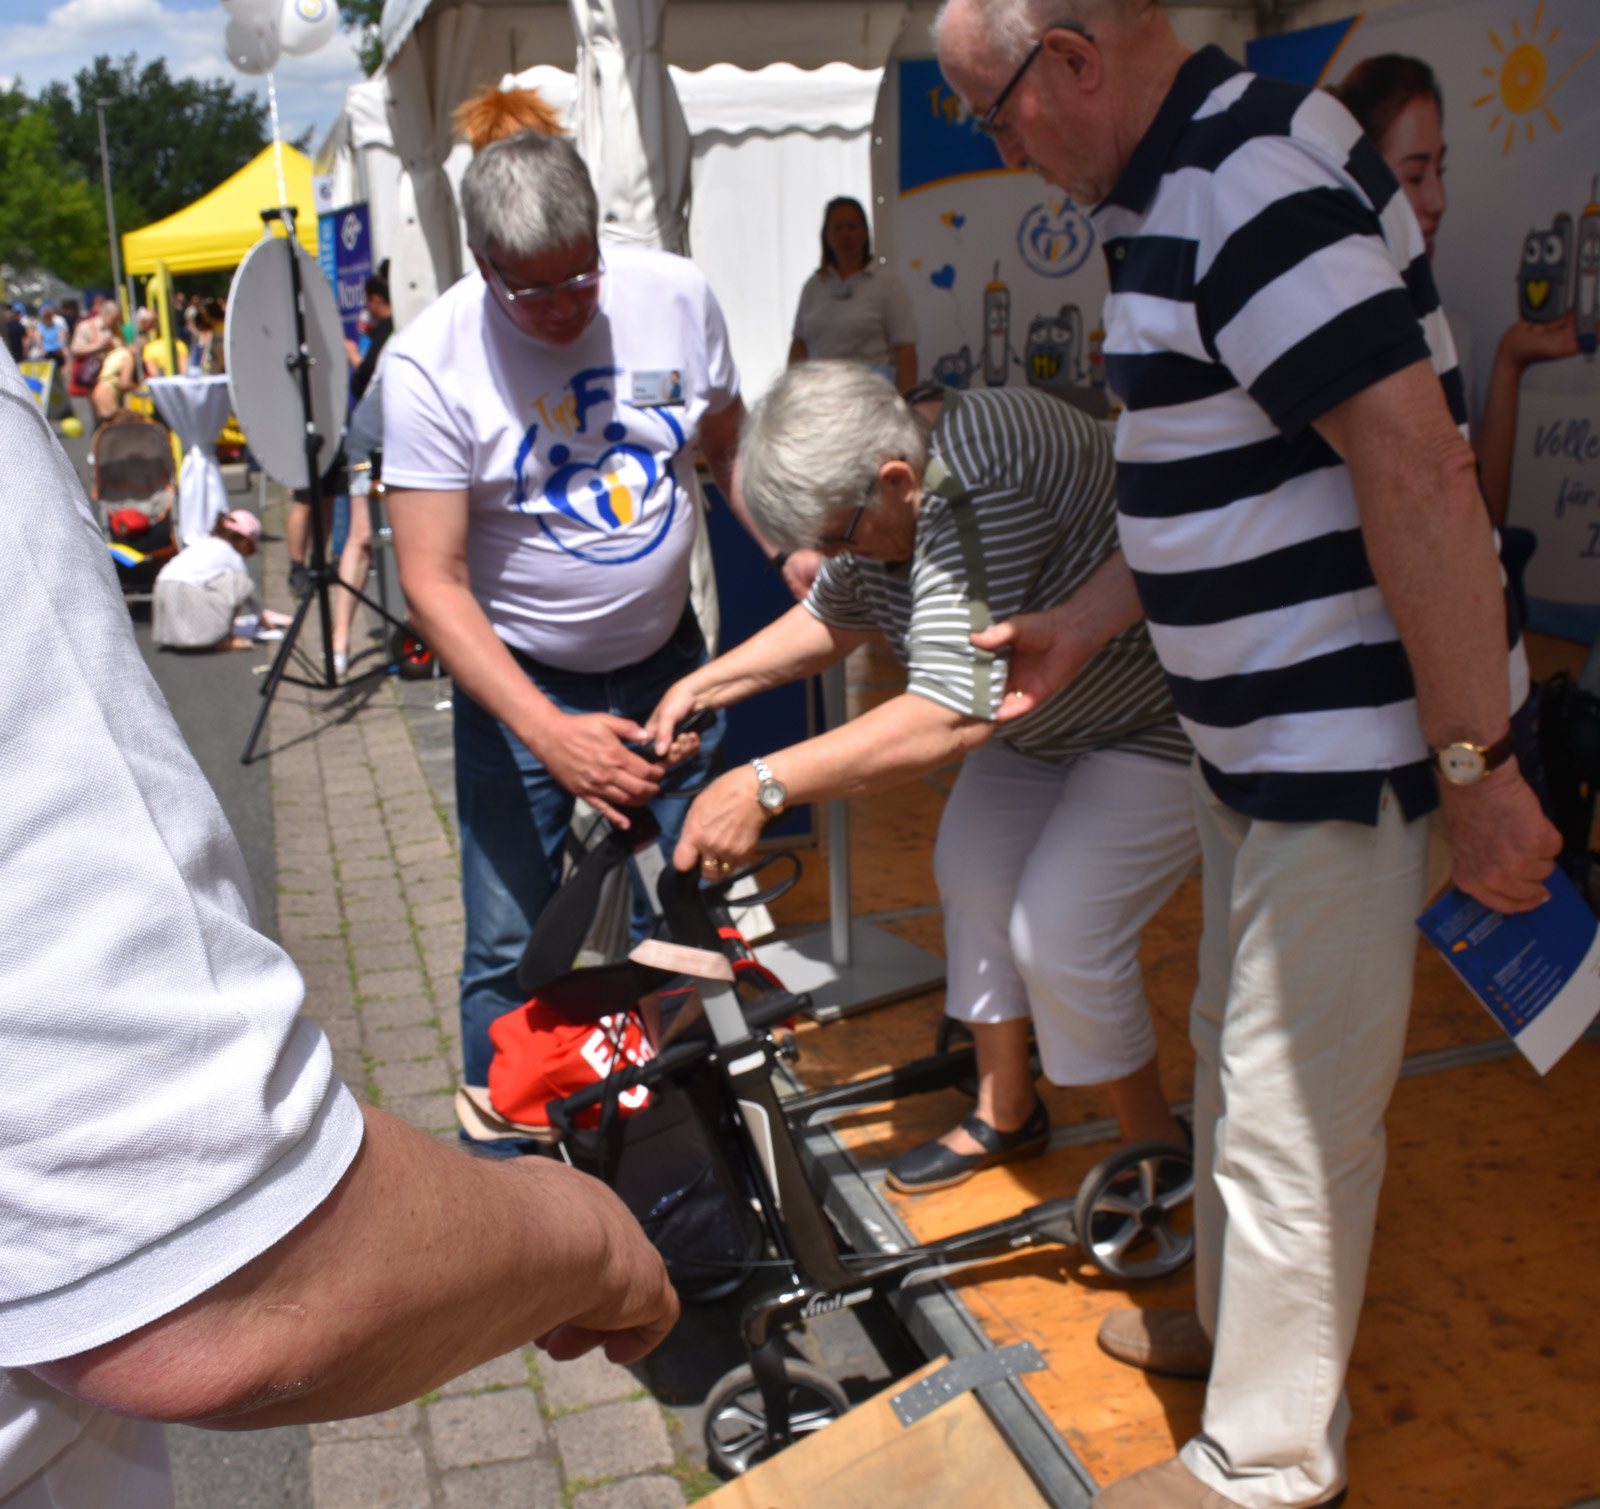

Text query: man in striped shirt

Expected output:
[938,2,1561,1506]
[654,363,1198,1185]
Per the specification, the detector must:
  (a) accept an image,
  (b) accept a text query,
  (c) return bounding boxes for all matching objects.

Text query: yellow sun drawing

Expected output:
[1474,3,1600,154]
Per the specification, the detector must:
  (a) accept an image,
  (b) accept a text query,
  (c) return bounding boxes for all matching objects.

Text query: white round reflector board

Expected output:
[226,232,348,489]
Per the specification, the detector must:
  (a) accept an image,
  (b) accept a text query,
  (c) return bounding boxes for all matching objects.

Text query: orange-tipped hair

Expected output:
[453,86,566,152]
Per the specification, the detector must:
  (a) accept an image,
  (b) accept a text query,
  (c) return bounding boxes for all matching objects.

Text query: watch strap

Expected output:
[1433,729,1516,777]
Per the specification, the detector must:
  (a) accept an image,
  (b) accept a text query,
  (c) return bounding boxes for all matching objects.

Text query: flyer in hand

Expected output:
[1417,870,1600,1075]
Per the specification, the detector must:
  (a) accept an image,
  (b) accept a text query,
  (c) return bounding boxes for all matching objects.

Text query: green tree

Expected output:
[338,0,386,78]
[0,86,104,287]
[40,55,270,233]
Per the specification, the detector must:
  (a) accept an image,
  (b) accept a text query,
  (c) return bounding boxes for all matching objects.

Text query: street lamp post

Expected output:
[94,99,126,319]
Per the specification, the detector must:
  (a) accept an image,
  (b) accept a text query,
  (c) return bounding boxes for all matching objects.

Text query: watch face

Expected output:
[1438,744,1486,786]
[758,780,787,813]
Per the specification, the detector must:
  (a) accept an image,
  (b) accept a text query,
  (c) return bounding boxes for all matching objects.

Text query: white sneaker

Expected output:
[333,651,349,679]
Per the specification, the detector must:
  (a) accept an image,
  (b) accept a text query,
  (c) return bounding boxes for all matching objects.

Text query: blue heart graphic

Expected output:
[931,265,956,290]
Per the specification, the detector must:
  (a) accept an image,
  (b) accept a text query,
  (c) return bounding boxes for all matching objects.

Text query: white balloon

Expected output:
[220,0,278,26]
[278,0,338,56]
[223,13,280,74]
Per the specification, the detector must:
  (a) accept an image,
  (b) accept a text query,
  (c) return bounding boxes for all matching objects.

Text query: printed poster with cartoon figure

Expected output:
[1250,0,1600,640]
[876,59,1112,415]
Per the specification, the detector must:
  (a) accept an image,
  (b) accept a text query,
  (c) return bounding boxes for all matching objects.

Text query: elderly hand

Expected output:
[971,606,1099,722]
[1439,762,1561,913]
[781,550,823,602]
[537,712,663,827]
[644,679,704,760]
[672,767,767,876]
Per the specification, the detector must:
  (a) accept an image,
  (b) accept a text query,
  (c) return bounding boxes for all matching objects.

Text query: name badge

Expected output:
[632,369,685,407]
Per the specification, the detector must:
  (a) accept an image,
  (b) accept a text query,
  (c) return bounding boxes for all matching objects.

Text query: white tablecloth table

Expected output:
[147,376,234,545]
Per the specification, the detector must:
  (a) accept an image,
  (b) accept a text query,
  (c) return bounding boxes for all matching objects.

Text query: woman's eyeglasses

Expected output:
[488,255,605,305]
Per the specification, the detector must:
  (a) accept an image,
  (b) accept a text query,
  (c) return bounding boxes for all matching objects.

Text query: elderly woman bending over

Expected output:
[652,364,1196,1191]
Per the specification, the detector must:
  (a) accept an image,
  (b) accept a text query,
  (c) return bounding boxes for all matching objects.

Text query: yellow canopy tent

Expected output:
[122,145,318,275]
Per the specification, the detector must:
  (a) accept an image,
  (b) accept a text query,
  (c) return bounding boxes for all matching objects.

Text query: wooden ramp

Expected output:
[700,1357,1053,1509]
[769,633,1600,1508]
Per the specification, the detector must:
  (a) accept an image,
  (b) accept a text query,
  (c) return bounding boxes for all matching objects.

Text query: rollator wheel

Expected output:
[703,1360,850,1478]
[1074,1140,1195,1282]
[389,623,435,680]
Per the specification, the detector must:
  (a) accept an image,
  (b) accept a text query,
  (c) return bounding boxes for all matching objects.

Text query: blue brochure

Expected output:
[1417,869,1600,1075]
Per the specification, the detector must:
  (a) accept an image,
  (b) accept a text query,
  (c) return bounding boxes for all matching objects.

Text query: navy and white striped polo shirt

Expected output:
[1092,45,1528,826]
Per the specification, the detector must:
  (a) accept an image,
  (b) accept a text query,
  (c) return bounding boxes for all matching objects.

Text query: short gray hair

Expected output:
[933,0,1154,67]
[739,364,929,552]
[459,132,599,261]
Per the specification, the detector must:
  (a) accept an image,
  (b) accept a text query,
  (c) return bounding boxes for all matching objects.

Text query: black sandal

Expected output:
[885,1099,1050,1194]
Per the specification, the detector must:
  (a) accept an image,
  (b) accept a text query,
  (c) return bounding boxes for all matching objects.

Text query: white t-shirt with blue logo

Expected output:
[382,246,739,674]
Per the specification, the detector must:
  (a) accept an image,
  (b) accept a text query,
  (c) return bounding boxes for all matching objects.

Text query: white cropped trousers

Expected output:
[931,741,1198,1086]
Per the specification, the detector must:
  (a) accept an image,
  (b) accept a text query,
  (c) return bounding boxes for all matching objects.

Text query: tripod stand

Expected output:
[240,205,427,764]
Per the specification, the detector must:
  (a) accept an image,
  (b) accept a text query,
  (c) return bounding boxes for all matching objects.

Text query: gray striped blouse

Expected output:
[806,386,1190,769]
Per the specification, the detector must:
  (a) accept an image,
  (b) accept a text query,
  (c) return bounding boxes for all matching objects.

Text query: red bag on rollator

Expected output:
[487,997,656,1130]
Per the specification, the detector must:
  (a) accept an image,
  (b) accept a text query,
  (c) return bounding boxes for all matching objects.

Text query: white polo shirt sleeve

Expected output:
[0,361,364,1374]
[882,270,918,349]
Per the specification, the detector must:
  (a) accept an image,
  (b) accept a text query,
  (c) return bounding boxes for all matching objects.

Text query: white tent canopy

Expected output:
[323,57,880,396]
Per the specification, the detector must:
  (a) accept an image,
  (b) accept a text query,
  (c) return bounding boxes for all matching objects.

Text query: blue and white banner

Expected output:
[888,58,1110,401]
[1418,869,1600,1074]
[317,203,374,345]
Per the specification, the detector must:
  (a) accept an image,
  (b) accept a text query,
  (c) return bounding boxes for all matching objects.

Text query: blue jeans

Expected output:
[454,608,724,1087]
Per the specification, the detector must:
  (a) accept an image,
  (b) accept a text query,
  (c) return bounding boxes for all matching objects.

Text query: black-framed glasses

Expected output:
[488,252,605,305]
[972,20,1094,141]
[818,497,869,548]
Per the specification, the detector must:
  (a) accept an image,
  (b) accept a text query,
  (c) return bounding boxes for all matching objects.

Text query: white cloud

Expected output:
[0,0,364,146]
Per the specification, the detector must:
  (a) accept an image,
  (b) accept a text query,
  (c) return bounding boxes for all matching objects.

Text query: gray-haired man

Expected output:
[382,132,749,1111]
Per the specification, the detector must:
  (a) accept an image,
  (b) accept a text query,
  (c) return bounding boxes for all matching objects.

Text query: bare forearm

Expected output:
[1475,346,1524,528]
[679,606,864,709]
[33,1108,664,1427]
[1045,550,1142,653]
[765,691,989,805]
[894,345,918,393]
[1318,363,1510,745]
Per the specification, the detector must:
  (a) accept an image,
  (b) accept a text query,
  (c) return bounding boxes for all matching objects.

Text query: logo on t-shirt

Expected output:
[511,365,686,564]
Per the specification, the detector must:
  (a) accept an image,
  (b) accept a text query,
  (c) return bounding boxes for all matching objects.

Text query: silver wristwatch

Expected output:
[750,757,787,815]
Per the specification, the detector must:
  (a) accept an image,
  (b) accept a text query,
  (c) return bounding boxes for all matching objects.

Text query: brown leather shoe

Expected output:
[1097,1309,1213,1379]
[1092,1456,1347,1508]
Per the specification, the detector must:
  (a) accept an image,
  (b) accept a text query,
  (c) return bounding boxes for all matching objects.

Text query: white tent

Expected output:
[323,57,880,397]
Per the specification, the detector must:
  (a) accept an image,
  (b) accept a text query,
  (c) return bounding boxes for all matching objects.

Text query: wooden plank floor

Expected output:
[770,633,1600,1508]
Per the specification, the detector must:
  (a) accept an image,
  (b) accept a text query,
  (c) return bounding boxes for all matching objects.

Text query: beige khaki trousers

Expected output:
[1180,762,1428,1508]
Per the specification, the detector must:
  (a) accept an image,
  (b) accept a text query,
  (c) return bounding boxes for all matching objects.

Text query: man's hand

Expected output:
[538,712,664,826]
[672,768,766,873]
[1438,761,1561,913]
[781,550,823,602]
[533,1173,680,1364]
[972,606,1097,722]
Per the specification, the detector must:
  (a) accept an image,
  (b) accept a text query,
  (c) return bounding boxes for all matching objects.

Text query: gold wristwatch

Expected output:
[1432,730,1516,787]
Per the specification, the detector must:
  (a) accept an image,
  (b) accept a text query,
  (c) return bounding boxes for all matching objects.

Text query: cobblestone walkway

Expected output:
[259,506,711,1508]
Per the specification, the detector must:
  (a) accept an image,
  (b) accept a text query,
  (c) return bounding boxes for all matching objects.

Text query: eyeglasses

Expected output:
[972,19,1094,141]
[488,252,605,305]
[818,485,874,548]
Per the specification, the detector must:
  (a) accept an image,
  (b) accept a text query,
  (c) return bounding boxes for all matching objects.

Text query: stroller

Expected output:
[90,413,179,599]
[484,809,1197,1478]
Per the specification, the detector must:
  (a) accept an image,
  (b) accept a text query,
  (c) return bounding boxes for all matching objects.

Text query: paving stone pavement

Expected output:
[258,500,708,1508]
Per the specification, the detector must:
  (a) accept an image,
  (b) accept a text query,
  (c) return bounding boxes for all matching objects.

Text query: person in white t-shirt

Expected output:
[382,131,750,1111]
[0,350,677,1509]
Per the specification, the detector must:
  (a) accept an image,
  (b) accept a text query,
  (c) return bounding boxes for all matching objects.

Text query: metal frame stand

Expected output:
[240,205,423,764]
[753,663,946,1020]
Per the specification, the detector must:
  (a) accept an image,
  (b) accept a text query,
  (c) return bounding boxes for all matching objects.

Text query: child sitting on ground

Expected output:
[152,510,287,652]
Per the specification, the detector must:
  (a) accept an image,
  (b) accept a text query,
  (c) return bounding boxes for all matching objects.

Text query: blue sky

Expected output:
[1,0,367,150]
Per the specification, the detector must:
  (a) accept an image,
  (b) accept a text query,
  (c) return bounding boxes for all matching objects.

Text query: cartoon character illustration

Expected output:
[1577,178,1600,359]
[1519,212,1572,323]
[1024,304,1085,392]
[933,346,974,389]
[983,263,1010,388]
